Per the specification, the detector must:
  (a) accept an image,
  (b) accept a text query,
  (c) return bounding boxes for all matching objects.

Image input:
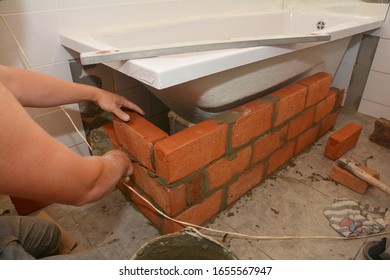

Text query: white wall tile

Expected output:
[358,99,390,119]
[379,6,390,39]
[0,0,57,14]
[2,12,69,68]
[361,70,390,106]
[371,38,390,73]
[70,142,91,157]
[33,105,86,148]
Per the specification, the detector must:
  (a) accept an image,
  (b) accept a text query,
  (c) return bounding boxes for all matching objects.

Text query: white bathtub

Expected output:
[61,11,384,123]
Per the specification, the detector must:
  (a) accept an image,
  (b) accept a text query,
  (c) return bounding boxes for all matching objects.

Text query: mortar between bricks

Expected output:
[110,71,342,234]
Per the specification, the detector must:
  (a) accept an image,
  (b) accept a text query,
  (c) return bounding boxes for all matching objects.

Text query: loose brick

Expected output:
[315,90,337,123]
[161,189,223,233]
[253,125,288,163]
[330,165,368,194]
[132,164,187,216]
[113,113,169,170]
[288,107,316,140]
[319,112,338,137]
[324,122,363,160]
[267,141,297,175]
[231,98,274,147]
[268,83,307,127]
[207,146,252,189]
[295,125,320,155]
[299,72,332,108]
[369,117,390,149]
[154,119,227,183]
[227,163,264,205]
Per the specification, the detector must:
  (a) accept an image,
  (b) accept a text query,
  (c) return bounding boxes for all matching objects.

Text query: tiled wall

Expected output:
[111,72,343,234]
[359,9,390,119]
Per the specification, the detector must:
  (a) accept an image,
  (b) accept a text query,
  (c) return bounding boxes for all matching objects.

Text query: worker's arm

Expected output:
[0,65,144,121]
[0,82,132,206]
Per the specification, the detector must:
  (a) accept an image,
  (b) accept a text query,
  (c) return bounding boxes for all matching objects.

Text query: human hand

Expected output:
[102,149,134,177]
[95,90,144,122]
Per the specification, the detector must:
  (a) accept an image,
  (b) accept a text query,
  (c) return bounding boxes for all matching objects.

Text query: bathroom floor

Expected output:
[1,107,389,260]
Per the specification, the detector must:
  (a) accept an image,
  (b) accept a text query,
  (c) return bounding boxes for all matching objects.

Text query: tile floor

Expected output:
[1,107,389,260]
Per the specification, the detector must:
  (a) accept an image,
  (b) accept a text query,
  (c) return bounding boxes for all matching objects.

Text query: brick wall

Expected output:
[110,72,343,234]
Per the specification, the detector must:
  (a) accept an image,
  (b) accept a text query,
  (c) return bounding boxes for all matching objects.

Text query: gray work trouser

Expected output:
[0,216,61,260]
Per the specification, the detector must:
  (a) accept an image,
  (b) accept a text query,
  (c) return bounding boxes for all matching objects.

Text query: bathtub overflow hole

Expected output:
[316,20,326,30]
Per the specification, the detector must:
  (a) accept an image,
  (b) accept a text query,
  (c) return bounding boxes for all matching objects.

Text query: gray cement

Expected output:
[1,107,389,260]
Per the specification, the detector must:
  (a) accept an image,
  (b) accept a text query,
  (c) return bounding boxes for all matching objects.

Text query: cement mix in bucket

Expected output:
[132,227,238,260]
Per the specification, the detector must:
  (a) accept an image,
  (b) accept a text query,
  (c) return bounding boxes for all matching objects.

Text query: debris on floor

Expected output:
[369,117,390,149]
[323,198,390,237]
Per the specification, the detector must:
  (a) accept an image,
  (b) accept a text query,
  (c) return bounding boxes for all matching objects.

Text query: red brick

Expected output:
[288,107,316,140]
[132,164,187,216]
[227,163,264,205]
[119,181,161,227]
[154,119,227,183]
[161,190,223,233]
[315,91,337,123]
[359,165,380,181]
[319,112,338,137]
[299,72,332,108]
[102,123,120,149]
[324,122,363,160]
[231,98,274,147]
[295,125,320,155]
[267,141,297,175]
[113,113,169,170]
[187,172,203,205]
[332,87,345,110]
[330,165,368,194]
[253,125,288,163]
[268,83,307,127]
[207,146,252,189]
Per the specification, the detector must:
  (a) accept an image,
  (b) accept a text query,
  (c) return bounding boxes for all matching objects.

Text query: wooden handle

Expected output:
[337,158,390,195]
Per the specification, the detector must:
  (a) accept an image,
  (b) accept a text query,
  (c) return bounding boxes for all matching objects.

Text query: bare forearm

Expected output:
[0,65,100,107]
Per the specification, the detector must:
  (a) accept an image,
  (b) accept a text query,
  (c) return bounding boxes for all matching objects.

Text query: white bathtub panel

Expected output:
[371,38,390,73]
[0,0,57,14]
[3,12,69,68]
[358,99,390,119]
[361,70,390,107]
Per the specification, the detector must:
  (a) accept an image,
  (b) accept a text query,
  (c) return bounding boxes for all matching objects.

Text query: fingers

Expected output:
[121,99,145,115]
[112,107,131,122]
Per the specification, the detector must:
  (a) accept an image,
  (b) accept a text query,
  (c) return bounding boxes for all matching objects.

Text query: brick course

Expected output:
[111,72,341,233]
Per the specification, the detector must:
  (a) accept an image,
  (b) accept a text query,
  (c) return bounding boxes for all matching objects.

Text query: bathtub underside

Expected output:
[146,37,351,124]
